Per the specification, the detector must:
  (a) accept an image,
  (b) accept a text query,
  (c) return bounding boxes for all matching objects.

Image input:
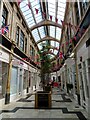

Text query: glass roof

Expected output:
[20,0,66,57]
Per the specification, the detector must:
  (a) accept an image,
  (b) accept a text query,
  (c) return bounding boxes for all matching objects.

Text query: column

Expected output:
[5,41,16,104]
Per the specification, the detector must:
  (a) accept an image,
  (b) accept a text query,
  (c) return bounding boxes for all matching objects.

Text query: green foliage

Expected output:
[39,41,52,85]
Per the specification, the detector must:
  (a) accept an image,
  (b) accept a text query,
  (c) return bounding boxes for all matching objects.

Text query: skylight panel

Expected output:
[48,1,55,22]
[50,26,55,38]
[30,0,42,24]
[38,44,42,50]
[51,41,55,46]
[56,27,61,40]
[36,16,42,23]
[58,0,66,4]
[32,29,40,42]
[28,21,35,26]
[57,0,66,21]
[31,1,38,7]
[38,27,45,38]
[54,50,58,55]
[56,42,59,48]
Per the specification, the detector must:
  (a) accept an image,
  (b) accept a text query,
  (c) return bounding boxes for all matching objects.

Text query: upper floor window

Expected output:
[75,2,80,25]
[30,45,35,61]
[25,38,27,53]
[2,5,8,27]
[20,30,24,51]
[80,0,88,17]
[16,26,20,46]
[30,45,32,56]
[82,0,88,11]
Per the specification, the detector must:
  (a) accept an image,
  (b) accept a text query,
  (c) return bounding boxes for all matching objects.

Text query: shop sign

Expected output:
[0,49,9,63]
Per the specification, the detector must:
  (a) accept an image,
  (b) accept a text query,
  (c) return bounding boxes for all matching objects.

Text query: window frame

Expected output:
[2,5,8,27]
[20,30,24,51]
[16,26,20,46]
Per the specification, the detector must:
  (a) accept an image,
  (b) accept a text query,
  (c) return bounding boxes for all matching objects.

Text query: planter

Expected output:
[35,91,51,108]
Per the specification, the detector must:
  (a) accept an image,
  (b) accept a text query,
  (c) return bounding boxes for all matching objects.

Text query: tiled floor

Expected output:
[0,88,88,120]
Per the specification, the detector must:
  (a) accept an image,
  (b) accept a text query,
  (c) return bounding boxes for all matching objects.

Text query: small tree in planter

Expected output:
[39,42,52,90]
[35,42,52,108]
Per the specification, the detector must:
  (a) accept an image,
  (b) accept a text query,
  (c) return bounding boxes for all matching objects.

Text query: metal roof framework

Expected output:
[20,0,66,58]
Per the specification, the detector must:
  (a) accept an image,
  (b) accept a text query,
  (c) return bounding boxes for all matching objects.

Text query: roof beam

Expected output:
[37,36,60,44]
[30,19,62,30]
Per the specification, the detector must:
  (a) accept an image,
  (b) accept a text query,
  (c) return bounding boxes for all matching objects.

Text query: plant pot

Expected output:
[35,91,51,108]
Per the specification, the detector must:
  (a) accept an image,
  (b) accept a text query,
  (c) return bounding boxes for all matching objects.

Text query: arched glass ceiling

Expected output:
[20,0,66,56]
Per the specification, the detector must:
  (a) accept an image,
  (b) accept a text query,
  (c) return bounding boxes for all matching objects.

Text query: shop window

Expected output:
[2,5,8,27]
[16,26,20,46]
[83,61,89,98]
[79,71,85,101]
[0,62,8,99]
[20,30,24,51]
